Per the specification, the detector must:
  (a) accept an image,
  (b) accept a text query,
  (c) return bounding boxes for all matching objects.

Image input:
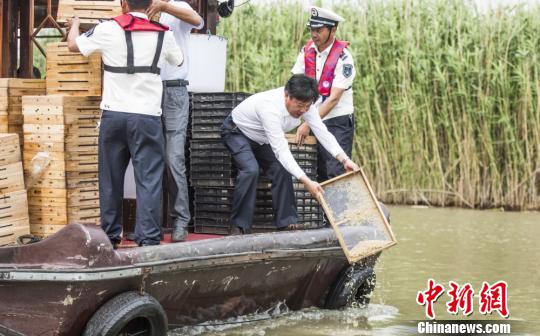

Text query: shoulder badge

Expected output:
[343,64,353,78]
[84,27,96,37]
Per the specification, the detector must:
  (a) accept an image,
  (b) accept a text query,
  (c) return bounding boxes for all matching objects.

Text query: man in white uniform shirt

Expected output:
[147,0,203,242]
[67,0,184,247]
[292,7,356,182]
[221,75,359,234]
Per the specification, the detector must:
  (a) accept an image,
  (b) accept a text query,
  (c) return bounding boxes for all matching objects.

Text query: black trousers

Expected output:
[317,114,354,182]
[98,111,165,245]
[221,115,297,231]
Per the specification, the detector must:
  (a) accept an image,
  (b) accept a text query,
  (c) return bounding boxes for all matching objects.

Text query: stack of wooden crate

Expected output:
[46,42,102,96]
[0,79,46,147]
[0,134,30,246]
[22,95,101,237]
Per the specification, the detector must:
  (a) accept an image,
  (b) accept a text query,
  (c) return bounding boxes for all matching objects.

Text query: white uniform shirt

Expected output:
[231,87,345,179]
[291,40,355,120]
[159,1,204,80]
[76,12,183,116]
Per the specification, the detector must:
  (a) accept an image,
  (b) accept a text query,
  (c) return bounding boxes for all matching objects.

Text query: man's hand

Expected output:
[295,122,311,146]
[299,175,323,201]
[147,0,170,19]
[343,158,360,172]
[65,16,80,31]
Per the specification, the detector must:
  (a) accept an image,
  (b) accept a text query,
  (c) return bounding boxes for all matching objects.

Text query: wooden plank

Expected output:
[23,122,99,136]
[30,224,67,236]
[0,78,46,89]
[0,162,25,195]
[28,178,66,189]
[0,190,29,225]
[28,196,67,206]
[0,218,30,234]
[0,133,20,165]
[29,212,68,225]
[23,141,65,152]
[27,188,67,198]
[46,42,102,96]
[47,87,102,96]
[56,0,121,27]
[0,225,31,246]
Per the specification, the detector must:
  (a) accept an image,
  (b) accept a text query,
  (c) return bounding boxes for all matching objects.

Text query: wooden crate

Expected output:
[0,190,30,246]
[0,162,25,195]
[0,79,46,144]
[57,0,121,29]
[0,134,21,166]
[22,95,101,233]
[46,42,102,96]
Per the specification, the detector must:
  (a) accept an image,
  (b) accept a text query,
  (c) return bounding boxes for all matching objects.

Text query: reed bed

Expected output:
[218,0,540,210]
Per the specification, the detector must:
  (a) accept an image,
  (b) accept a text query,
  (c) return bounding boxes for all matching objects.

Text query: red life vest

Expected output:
[112,13,169,32]
[104,14,170,75]
[304,39,349,97]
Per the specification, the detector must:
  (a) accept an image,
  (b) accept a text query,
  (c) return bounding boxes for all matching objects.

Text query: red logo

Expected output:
[416,279,445,320]
[417,280,509,319]
[446,281,474,316]
[479,281,509,318]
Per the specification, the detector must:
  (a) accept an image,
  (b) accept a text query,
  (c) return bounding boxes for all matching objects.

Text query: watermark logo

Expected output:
[416,279,509,319]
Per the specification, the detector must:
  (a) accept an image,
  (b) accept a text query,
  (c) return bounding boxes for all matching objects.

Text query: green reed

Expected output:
[221,0,540,210]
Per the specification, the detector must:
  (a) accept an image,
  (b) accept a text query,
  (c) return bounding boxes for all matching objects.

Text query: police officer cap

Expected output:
[307,7,344,28]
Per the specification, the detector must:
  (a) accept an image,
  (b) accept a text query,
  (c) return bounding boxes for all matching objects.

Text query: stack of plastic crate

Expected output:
[189,93,324,234]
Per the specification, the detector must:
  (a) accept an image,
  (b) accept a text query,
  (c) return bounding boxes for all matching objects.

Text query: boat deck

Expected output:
[118,232,224,248]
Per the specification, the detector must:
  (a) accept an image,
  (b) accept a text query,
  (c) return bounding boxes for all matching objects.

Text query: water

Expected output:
[171,206,540,335]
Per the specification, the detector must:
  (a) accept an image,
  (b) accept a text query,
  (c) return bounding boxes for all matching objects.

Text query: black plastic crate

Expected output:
[194,194,273,206]
[190,101,237,109]
[190,92,250,102]
[191,116,229,125]
[193,187,273,199]
[190,171,235,180]
[190,140,227,150]
[190,156,234,165]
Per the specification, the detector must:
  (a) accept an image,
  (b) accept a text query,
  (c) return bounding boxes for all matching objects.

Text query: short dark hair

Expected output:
[285,74,319,103]
[126,0,151,10]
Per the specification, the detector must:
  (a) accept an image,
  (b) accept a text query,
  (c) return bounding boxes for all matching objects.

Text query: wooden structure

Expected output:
[0,78,46,148]
[0,133,30,246]
[0,0,219,79]
[22,95,101,236]
[46,42,102,95]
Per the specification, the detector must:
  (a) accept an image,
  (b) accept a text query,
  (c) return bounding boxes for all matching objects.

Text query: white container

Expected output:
[186,34,227,92]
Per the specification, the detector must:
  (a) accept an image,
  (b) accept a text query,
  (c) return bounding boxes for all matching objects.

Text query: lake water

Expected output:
[171,206,540,336]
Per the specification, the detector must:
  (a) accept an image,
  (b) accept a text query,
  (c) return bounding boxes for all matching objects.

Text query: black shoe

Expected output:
[111,240,120,250]
[277,225,292,231]
[138,240,160,247]
[231,226,243,235]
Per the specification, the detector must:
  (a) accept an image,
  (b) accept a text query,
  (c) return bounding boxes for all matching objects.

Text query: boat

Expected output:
[0,223,380,336]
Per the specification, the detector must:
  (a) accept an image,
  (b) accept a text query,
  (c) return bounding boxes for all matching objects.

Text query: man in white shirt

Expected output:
[292,7,356,182]
[66,0,184,247]
[146,0,203,242]
[221,74,359,234]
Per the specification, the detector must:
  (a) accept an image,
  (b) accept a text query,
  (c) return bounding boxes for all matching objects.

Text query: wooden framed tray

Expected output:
[319,169,397,263]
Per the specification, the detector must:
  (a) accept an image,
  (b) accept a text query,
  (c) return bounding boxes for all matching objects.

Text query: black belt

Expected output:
[163,79,189,87]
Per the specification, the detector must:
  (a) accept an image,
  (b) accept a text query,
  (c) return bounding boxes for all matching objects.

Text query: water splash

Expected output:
[169,303,399,336]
